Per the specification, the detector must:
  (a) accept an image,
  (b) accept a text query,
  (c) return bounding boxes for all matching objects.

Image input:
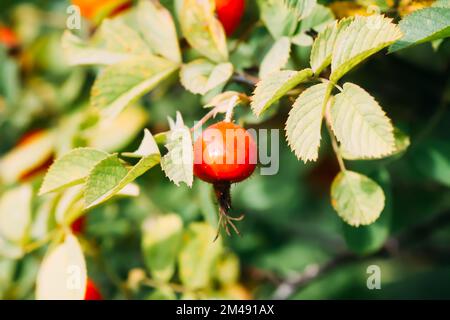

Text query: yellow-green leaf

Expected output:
[259,37,291,79]
[330,83,395,159]
[310,18,352,74]
[251,68,313,117]
[160,113,193,187]
[137,0,182,63]
[179,0,228,63]
[85,151,160,209]
[91,55,178,120]
[285,83,331,162]
[36,234,87,300]
[331,170,385,226]
[180,59,233,95]
[39,148,109,195]
[330,15,402,82]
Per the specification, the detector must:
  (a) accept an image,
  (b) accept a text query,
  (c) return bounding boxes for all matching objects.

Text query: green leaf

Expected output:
[141,214,183,282]
[0,130,54,185]
[0,185,32,243]
[91,55,178,119]
[54,185,84,225]
[160,113,194,187]
[330,15,402,82]
[283,0,317,20]
[61,31,131,66]
[251,68,313,117]
[178,0,228,63]
[98,18,153,56]
[310,18,352,74]
[331,170,385,226]
[178,222,223,290]
[259,0,299,39]
[86,105,148,152]
[291,33,313,47]
[343,169,392,255]
[36,234,87,300]
[85,152,160,209]
[136,0,182,63]
[39,148,109,195]
[330,83,395,159]
[63,16,154,66]
[122,128,161,158]
[180,59,233,95]
[342,127,410,160]
[298,4,335,33]
[389,7,450,53]
[285,83,331,162]
[259,37,291,79]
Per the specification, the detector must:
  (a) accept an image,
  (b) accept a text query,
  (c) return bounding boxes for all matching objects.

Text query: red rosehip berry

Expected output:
[193,121,256,238]
[84,279,103,300]
[215,0,245,35]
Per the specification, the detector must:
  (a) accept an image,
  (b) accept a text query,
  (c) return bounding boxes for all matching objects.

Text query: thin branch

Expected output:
[232,72,259,87]
[271,209,450,300]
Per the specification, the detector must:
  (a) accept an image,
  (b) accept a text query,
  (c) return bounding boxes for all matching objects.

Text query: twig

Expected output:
[232,72,259,87]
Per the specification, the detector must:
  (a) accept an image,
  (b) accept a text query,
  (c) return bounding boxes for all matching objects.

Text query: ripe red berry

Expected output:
[0,27,19,49]
[194,121,256,184]
[194,121,256,238]
[215,0,245,35]
[84,279,103,300]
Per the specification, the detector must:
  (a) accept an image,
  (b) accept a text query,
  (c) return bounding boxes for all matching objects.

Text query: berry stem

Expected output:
[213,182,244,240]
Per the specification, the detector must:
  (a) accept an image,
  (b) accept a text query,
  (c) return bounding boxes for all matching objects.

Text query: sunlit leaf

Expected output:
[178,0,228,63]
[259,0,299,39]
[343,169,392,255]
[62,31,131,66]
[122,128,161,158]
[310,18,352,74]
[285,83,331,162]
[180,59,233,95]
[331,170,385,226]
[330,83,395,158]
[91,55,178,119]
[39,148,109,195]
[283,0,317,20]
[259,37,291,79]
[85,152,160,209]
[160,113,194,187]
[251,68,313,116]
[389,7,450,52]
[330,15,402,81]
[36,234,87,300]
[137,0,182,63]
